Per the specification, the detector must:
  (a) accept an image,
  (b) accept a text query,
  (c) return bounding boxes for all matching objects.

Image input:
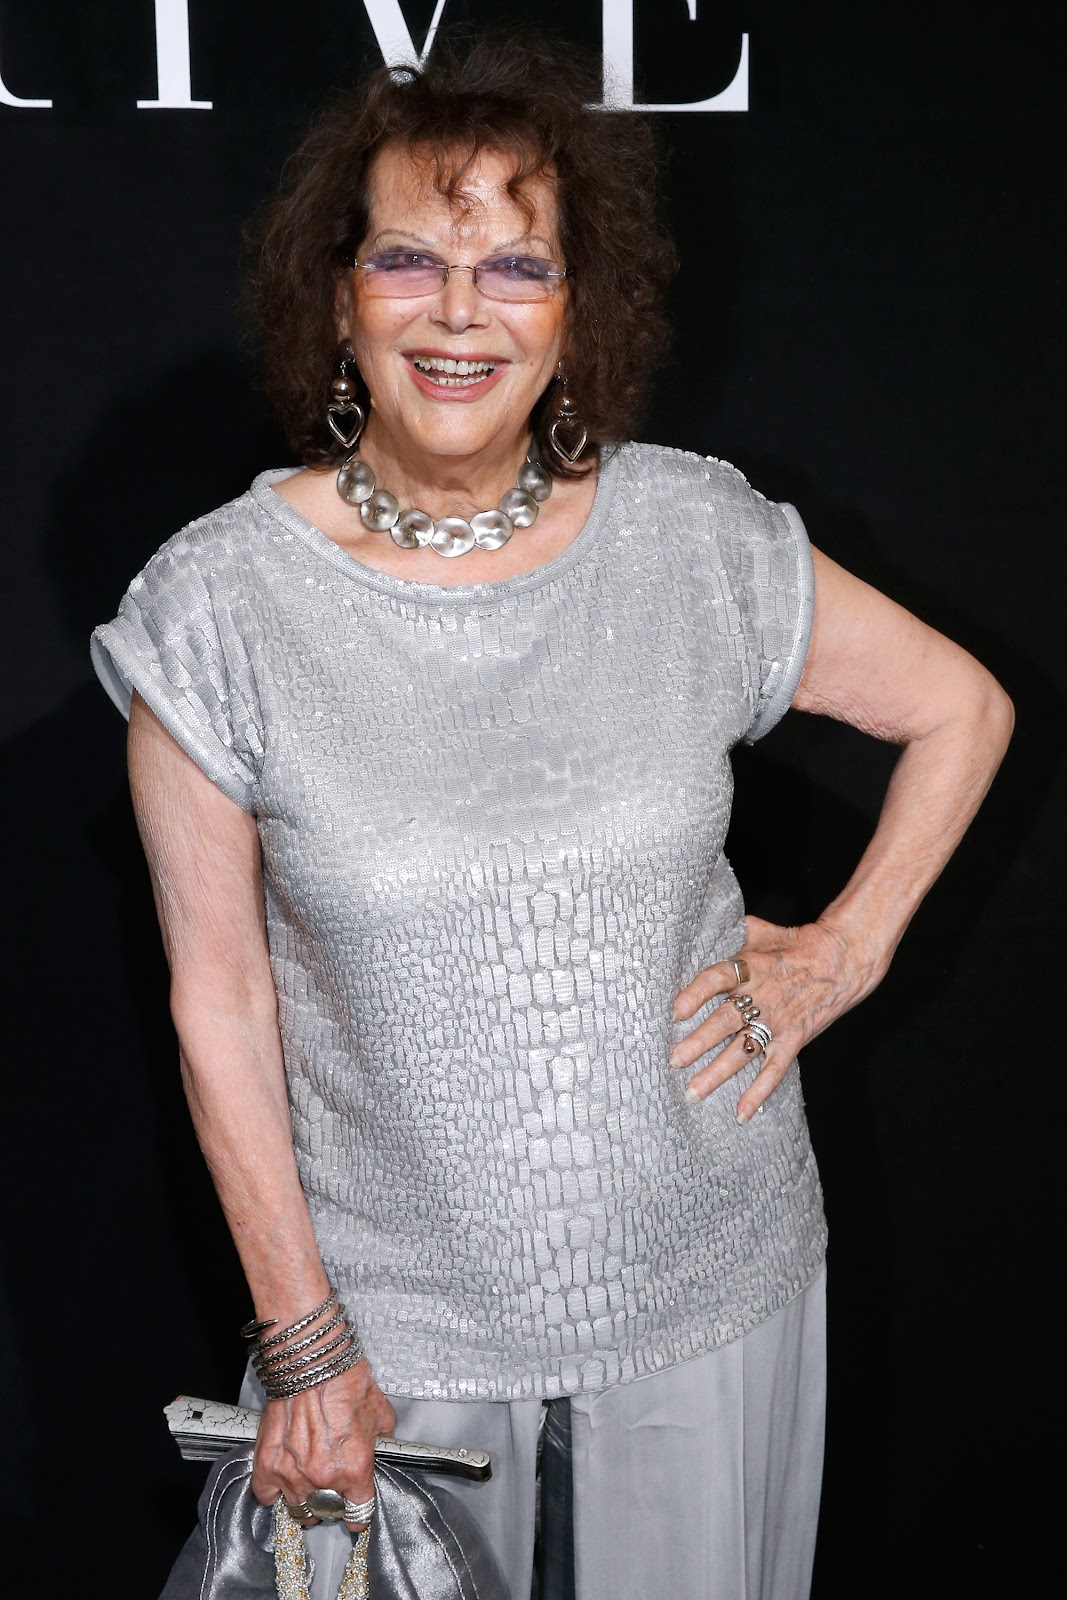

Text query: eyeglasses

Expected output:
[350,250,568,303]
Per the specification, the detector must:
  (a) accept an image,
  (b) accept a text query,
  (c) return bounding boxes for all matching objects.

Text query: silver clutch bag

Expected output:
[159,1396,507,1600]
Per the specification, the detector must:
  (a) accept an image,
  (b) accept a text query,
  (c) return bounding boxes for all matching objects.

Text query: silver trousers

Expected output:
[249,1265,827,1600]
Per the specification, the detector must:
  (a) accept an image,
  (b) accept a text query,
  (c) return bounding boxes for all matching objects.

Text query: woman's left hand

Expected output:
[672,546,1015,1125]
[669,914,881,1123]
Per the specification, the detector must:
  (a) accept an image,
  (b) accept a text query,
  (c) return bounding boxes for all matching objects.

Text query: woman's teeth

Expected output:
[412,355,498,386]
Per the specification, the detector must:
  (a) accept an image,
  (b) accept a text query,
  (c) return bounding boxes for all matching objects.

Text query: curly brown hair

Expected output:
[242,28,677,476]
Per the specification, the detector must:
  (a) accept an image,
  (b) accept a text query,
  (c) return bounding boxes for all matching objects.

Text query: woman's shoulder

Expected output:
[619,440,777,515]
[617,441,792,552]
[156,480,268,558]
[123,479,276,598]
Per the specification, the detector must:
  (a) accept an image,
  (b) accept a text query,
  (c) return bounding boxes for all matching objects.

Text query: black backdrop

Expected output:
[1,4,1062,1595]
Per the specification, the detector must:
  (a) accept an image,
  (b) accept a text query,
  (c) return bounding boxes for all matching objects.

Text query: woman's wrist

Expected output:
[813,897,898,1004]
[242,1285,365,1400]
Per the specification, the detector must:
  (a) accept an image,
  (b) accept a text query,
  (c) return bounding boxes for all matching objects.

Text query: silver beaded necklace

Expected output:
[334,449,554,558]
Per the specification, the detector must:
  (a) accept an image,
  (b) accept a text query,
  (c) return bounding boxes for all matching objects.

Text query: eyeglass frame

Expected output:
[340,246,570,302]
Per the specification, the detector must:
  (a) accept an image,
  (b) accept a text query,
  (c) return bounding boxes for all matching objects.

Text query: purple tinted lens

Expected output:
[362,252,445,296]
[477,258,558,299]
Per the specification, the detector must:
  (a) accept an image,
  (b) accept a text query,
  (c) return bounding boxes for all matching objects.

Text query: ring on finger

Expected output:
[733,994,760,1027]
[302,1488,377,1523]
[732,957,750,986]
[342,1496,377,1524]
[285,1499,316,1521]
[743,1020,773,1056]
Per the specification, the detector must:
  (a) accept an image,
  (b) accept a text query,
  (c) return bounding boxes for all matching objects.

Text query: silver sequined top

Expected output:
[92,441,827,1399]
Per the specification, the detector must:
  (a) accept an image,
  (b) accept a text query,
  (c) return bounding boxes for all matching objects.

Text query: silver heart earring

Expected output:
[327,339,366,451]
[549,363,588,465]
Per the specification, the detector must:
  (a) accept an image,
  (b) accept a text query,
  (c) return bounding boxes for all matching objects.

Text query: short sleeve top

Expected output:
[91,441,826,1400]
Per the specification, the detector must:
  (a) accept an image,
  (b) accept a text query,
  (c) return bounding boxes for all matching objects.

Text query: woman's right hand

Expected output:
[127,698,395,1534]
[251,1360,397,1532]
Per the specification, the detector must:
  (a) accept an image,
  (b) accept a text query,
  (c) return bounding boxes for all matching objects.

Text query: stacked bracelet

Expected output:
[241,1288,365,1400]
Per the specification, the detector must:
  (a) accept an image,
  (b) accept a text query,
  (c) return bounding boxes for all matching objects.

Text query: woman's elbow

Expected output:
[985,673,1014,746]
[968,665,1015,765]
[169,968,279,1046]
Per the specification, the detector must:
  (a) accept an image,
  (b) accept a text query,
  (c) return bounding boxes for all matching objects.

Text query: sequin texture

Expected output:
[91,442,827,1399]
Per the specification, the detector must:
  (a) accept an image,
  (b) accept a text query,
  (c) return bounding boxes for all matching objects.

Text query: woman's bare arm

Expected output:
[672,547,1014,1120]
[791,546,1014,978]
[127,692,394,1520]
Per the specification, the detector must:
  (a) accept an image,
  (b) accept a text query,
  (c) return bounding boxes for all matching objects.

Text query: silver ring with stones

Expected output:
[743,1020,773,1056]
[342,1495,377,1524]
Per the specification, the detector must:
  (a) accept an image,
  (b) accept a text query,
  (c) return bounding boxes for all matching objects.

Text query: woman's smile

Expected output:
[403,347,509,399]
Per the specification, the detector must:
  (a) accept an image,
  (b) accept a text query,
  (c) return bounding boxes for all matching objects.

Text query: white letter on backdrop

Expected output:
[600,0,748,112]
[138,0,212,108]
[361,0,451,68]
[0,29,52,107]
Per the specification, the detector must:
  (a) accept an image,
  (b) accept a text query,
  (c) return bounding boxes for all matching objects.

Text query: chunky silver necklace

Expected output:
[334,449,553,558]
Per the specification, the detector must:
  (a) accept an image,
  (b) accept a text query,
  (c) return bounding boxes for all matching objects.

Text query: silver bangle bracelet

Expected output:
[256,1327,354,1381]
[241,1287,365,1401]
[253,1308,347,1370]
[261,1338,364,1400]
[242,1288,340,1353]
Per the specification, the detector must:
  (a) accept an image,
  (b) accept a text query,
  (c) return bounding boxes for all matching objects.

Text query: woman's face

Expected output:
[338,142,568,466]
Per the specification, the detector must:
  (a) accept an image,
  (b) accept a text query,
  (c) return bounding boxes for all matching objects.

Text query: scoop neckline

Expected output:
[249,445,623,605]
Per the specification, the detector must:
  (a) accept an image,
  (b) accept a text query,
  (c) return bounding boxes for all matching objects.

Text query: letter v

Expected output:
[361,0,451,68]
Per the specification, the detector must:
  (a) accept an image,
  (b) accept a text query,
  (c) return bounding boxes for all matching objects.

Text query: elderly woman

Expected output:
[91,33,1011,1600]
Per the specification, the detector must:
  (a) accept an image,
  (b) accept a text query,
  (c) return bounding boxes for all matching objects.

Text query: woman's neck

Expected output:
[357,418,532,521]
